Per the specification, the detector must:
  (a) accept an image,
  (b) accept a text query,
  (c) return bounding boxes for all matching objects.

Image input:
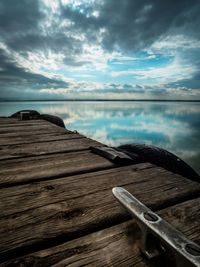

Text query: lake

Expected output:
[0,101,200,174]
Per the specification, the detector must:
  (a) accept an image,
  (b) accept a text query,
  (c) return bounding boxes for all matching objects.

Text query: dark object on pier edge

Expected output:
[40,114,65,128]
[10,110,65,128]
[10,110,40,119]
[117,143,199,182]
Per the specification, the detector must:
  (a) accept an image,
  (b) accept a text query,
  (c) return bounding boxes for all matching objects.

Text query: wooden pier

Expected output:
[0,117,200,266]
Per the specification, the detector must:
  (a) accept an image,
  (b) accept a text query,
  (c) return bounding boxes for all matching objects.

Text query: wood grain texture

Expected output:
[1,197,200,267]
[0,132,85,146]
[0,163,150,215]
[0,120,50,127]
[0,137,102,160]
[0,123,63,134]
[0,118,22,124]
[0,118,70,138]
[0,150,115,187]
[0,127,69,138]
[0,166,200,258]
[0,130,67,138]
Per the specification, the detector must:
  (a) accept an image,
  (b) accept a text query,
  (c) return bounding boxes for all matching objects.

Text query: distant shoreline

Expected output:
[0,99,200,102]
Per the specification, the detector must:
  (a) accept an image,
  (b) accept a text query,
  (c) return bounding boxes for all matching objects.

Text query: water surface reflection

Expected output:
[0,101,199,174]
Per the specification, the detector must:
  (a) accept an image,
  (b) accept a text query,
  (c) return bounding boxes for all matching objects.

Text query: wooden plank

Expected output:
[0,150,115,187]
[0,127,69,138]
[0,120,50,127]
[2,197,199,267]
[0,138,102,160]
[0,166,200,258]
[0,118,19,124]
[0,123,63,134]
[0,120,69,138]
[0,163,150,215]
[0,132,85,146]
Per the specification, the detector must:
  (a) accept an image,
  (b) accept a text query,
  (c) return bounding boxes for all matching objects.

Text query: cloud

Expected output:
[1,0,200,60]
[0,46,70,99]
[0,0,85,67]
[151,35,200,52]
[0,0,42,33]
[0,0,199,99]
[111,57,196,84]
[61,0,200,51]
[148,35,200,89]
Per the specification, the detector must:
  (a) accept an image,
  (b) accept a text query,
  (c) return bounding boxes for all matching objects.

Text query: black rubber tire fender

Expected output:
[10,110,65,128]
[40,114,65,128]
[10,110,40,119]
[118,143,199,182]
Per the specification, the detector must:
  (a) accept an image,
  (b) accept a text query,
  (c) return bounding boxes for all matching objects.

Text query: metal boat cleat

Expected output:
[112,187,200,267]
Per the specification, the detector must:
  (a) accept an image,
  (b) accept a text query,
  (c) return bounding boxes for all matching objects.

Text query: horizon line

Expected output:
[0,99,200,102]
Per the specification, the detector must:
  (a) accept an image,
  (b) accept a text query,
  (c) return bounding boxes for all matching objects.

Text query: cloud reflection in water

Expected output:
[0,101,199,174]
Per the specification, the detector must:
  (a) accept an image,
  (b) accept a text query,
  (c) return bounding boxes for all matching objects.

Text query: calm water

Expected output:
[0,101,200,174]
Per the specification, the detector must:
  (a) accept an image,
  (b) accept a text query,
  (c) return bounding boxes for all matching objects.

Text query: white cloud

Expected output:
[151,35,200,52]
[111,57,196,84]
[42,0,61,13]
[76,44,118,71]
[111,54,156,62]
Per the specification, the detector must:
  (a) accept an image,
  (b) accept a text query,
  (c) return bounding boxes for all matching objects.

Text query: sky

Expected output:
[0,0,200,100]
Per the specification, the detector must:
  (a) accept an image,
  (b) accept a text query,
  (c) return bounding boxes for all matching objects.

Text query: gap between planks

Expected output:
[0,150,118,188]
[0,163,152,216]
[0,120,52,127]
[0,124,65,135]
[0,137,103,161]
[0,133,86,147]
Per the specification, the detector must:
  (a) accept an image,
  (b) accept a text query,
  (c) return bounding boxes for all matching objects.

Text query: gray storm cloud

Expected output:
[0,0,199,99]
[61,0,200,51]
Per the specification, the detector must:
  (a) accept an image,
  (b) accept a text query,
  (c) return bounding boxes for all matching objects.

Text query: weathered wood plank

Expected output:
[0,118,48,124]
[0,132,85,146]
[0,163,151,215]
[0,118,19,124]
[0,127,70,138]
[0,120,50,127]
[0,150,115,187]
[0,138,102,160]
[0,120,69,138]
[0,123,63,134]
[2,197,199,267]
[0,167,200,258]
